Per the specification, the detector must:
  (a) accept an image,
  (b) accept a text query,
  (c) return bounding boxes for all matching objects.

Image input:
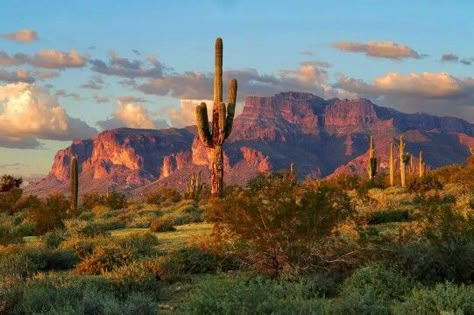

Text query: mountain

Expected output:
[26,92,474,197]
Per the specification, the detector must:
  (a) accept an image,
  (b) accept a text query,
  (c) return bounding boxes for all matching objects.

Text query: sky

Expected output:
[0,0,473,178]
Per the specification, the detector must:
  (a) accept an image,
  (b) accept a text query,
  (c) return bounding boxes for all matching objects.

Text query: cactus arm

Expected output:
[195,102,213,147]
[224,79,238,139]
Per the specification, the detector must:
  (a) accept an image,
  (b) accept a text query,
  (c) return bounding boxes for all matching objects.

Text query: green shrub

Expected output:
[28,193,71,235]
[43,229,66,248]
[181,274,328,315]
[157,246,218,281]
[12,273,158,315]
[341,265,413,301]
[116,233,159,257]
[145,187,182,205]
[150,217,176,232]
[0,188,23,212]
[207,178,354,276]
[82,191,127,210]
[367,209,409,225]
[103,260,160,299]
[74,243,134,275]
[408,175,443,193]
[392,283,474,315]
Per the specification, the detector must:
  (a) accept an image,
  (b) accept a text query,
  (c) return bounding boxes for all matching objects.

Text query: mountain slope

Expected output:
[26,92,474,197]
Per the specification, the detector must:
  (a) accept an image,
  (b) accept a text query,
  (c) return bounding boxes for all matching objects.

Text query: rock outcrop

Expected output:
[26,92,474,197]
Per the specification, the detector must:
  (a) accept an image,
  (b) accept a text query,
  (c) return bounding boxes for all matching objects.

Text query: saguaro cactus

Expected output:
[186,171,203,200]
[195,38,238,198]
[418,151,425,178]
[389,142,394,186]
[70,156,78,210]
[399,136,406,187]
[367,136,377,179]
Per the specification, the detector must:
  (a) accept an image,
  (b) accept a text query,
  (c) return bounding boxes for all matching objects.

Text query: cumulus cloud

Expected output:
[137,61,339,100]
[117,95,147,103]
[0,50,87,69]
[162,99,213,128]
[90,51,165,78]
[97,99,169,130]
[332,41,420,60]
[0,83,97,148]
[335,71,474,120]
[1,29,38,42]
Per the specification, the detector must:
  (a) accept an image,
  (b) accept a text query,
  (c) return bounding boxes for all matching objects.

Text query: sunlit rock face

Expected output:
[28,92,474,196]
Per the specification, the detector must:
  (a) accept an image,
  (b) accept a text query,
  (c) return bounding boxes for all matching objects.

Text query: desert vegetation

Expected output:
[0,153,473,314]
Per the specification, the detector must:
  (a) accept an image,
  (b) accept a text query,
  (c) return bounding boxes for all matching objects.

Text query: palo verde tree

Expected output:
[195,37,238,198]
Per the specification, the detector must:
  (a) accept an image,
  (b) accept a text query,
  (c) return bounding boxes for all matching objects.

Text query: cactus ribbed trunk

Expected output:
[70,156,78,210]
[367,136,377,179]
[399,136,406,187]
[389,142,394,186]
[194,38,238,198]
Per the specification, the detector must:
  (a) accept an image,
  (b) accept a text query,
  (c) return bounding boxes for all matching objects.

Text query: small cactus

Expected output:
[389,142,394,186]
[186,171,203,200]
[367,136,377,179]
[70,156,78,210]
[399,136,406,187]
[418,151,425,178]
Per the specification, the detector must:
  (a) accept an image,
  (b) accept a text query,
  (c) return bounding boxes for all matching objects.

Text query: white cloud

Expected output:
[0,83,97,148]
[97,99,169,130]
[332,41,420,60]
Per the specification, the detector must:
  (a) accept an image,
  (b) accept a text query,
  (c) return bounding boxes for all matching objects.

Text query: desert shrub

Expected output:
[207,177,354,276]
[0,174,22,192]
[75,234,158,275]
[334,265,413,314]
[12,273,158,315]
[42,229,66,248]
[157,246,219,281]
[0,224,23,245]
[128,212,157,228]
[77,210,93,221]
[0,188,23,213]
[298,272,341,298]
[11,222,35,237]
[82,192,103,209]
[145,187,182,205]
[408,174,443,193]
[367,209,409,225]
[116,233,158,257]
[60,236,97,259]
[392,282,474,315]
[150,217,176,232]
[323,173,362,191]
[28,193,71,235]
[74,243,134,274]
[356,176,387,197]
[390,195,474,283]
[1,246,77,275]
[106,191,128,209]
[82,191,127,210]
[181,274,328,315]
[103,260,160,299]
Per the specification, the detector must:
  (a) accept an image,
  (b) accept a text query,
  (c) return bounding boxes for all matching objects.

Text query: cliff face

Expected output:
[27,92,474,196]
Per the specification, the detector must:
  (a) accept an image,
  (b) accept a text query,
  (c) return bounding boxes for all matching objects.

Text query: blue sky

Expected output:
[0,0,473,177]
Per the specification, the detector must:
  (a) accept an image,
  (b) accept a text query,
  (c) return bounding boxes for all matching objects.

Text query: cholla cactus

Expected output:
[186,171,203,200]
[195,37,238,198]
[399,136,406,187]
[70,156,78,210]
[367,136,377,179]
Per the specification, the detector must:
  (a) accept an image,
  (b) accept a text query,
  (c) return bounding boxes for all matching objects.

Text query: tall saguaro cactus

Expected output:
[418,151,425,178]
[389,142,394,186]
[70,156,78,211]
[195,38,238,198]
[399,136,406,187]
[367,136,377,179]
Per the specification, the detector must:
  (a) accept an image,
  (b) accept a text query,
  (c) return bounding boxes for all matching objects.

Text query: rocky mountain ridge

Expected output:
[26,92,474,197]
